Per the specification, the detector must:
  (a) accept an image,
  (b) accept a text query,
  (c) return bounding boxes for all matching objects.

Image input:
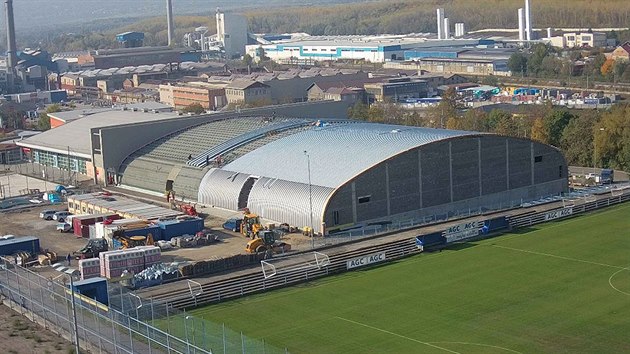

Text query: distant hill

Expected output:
[13,0,630,53]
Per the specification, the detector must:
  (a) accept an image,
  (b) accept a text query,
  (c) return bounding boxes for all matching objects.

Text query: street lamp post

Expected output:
[304,151,314,249]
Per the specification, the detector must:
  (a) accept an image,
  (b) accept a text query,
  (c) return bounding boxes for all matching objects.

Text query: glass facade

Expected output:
[33,150,87,174]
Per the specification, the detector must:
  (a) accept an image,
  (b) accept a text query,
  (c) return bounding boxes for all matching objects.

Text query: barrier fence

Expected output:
[1,186,628,353]
[0,258,288,354]
[157,185,630,310]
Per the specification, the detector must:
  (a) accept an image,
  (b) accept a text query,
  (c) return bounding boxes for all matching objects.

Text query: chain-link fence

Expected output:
[0,258,286,354]
[108,282,289,354]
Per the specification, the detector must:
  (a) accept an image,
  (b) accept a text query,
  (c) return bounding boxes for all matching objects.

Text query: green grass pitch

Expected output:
[192,203,630,353]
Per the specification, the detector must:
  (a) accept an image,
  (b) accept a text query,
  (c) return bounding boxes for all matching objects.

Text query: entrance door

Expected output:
[238,177,258,210]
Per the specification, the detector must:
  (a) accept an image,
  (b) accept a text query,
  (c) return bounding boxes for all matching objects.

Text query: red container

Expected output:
[72,213,121,238]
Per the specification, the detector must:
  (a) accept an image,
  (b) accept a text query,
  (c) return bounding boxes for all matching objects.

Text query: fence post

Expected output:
[223,323,227,354]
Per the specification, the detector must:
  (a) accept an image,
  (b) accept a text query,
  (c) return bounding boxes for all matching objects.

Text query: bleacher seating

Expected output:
[118,116,313,194]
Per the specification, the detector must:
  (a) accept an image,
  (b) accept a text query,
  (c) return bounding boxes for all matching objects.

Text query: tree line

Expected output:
[21,0,630,54]
[348,89,630,171]
[507,43,630,84]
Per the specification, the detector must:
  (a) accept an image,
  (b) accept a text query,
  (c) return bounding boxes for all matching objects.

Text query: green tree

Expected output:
[181,103,205,115]
[543,109,574,147]
[561,111,598,167]
[594,105,630,170]
[507,52,528,76]
[428,87,458,128]
[38,113,51,130]
[242,54,254,67]
[347,102,369,120]
[527,43,553,76]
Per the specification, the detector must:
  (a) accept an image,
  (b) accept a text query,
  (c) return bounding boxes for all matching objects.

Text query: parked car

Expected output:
[56,223,73,233]
[222,218,242,232]
[53,211,72,222]
[40,210,56,220]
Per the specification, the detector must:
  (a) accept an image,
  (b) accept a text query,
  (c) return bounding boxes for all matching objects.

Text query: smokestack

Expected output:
[436,8,444,40]
[4,0,17,93]
[518,8,525,43]
[525,0,532,41]
[166,0,175,46]
[443,18,450,39]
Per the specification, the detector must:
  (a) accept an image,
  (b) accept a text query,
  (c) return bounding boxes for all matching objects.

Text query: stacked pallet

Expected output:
[78,258,101,280]
[136,246,162,267]
[98,247,162,279]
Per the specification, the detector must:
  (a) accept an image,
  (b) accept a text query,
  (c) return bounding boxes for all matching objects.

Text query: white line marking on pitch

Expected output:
[608,268,630,296]
[334,316,461,353]
[428,341,522,353]
[491,245,626,270]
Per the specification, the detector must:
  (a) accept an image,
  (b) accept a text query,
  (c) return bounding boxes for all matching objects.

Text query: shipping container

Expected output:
[73,213,121,238]
[416,232,445,247]
[483,216,509,233]
[0,236,40,256]
[70,277,109,305]
[123,225,162,240]
[157,217,204,240]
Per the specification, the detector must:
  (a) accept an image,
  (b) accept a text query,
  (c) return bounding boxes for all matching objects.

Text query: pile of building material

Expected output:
[78,258,101,280]
[131,262,180,289]
[98,246,162,279]
[68,193,183,221]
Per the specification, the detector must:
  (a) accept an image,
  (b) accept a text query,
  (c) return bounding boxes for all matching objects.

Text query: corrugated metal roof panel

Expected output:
[198,168,250,211]
[247,177,334,230]
[225,122,480,188]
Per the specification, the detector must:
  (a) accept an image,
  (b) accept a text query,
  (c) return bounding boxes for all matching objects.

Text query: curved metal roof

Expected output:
[223,122,480,188]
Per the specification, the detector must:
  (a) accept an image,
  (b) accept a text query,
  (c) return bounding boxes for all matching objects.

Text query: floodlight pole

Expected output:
[304,151,314,249]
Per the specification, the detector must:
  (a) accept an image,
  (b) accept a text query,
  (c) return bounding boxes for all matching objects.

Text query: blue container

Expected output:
[70,277,109,306]
[0,236,40,256]
[484,216,509,233]
[157,217,204,240]
[124,225,163,241]
[416,232,445,247]
[49,90,68,103]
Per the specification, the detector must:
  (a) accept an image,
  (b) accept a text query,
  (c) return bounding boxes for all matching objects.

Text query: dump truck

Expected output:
[245,230,291,254]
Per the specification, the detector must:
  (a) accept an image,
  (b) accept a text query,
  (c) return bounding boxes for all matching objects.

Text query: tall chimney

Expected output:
[443,18,450,39]
[518,8,525,43]
[525,0,532,41]
[436,8,444,40]
[4,0,17,93]
[166,0,175,46]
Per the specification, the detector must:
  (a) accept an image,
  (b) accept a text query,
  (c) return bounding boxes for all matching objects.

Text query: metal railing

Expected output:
[0,259,219,354]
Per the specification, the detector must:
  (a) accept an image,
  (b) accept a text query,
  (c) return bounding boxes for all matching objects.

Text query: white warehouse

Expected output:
[247,35,484,63]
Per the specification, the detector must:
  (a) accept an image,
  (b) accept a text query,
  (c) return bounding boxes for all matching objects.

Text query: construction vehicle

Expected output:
[74,239,108,260]
[245,230,291,254]
[112,230,155,249]
[173,202,198,216]
[240,213,263,238]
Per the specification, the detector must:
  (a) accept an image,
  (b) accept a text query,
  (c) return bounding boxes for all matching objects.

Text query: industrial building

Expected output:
[364,78,429,102]
[117,119,567,234]
[216,10,249,58]
[247,36,489,64]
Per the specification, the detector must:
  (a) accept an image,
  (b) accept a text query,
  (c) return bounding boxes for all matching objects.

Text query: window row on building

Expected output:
[33,150,87,174]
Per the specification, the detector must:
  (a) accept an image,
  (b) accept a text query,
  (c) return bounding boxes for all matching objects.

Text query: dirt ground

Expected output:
[0,304,76,354]
[0,189,313,265]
